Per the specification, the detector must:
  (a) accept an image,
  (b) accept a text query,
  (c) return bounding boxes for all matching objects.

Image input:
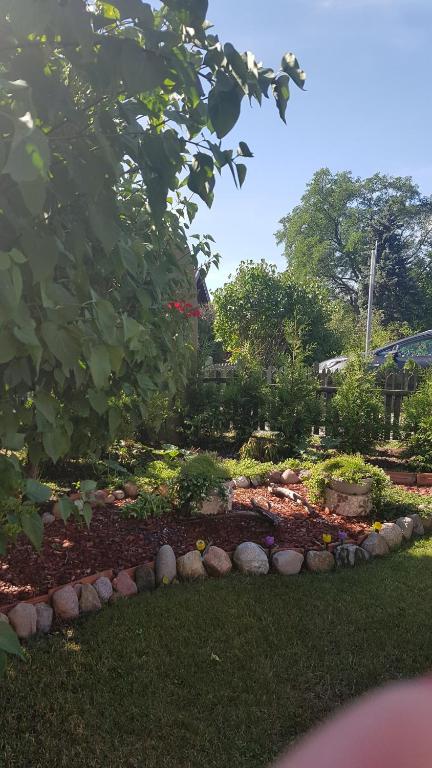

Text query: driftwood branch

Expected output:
[269,485,315,515]
[250,497,283,526]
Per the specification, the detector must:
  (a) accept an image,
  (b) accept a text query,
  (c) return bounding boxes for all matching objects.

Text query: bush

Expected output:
[170,454,229,515]
[305,454,390,510]
[222,358,266,444]
[329,356,383,453]
[403,372,432,470]
[239,432,281,463]
[180,379,229,449]
[380,484,432,521]
[120,492,170,520]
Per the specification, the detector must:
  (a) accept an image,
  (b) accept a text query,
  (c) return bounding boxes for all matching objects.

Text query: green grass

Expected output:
[3,539,432,767]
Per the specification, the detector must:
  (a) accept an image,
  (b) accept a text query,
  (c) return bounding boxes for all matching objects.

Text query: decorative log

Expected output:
[269,485,315,515]
[250,498,283,526]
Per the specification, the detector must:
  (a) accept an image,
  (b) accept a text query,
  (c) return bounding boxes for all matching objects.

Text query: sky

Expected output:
[193,0,432,292]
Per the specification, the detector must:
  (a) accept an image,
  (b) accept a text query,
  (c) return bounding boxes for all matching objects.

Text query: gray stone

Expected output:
[0,612,9,624]
[325,488,372,517]
[177,550,207,581]
[73,583,82,598]
[233,476,250,489]
[233,542,269,575]
[135,564,156,592]
[250,475,262,488]
[420,515,432,533]
[8,603,37,639]
[93,576,113,603]
[395,516,414,541]
[79,583,102,612]
[298,469,311,481]
[123,481,138,498]
[113,489,125,500]
[36,603,53,633]
[306,550,335,573]
[203,546,232,577]
[155,544,177,586]
[198,492,226,516]
[379,522,403,551]
[410,514,425,536]
[42,512,55,526]
[112,570,137,597]
[335,544,370,568]
[52,585,80,621]
[268,470,283,484]
[361,532,390,557]
[272,550,304,575]
[281,469,301,484]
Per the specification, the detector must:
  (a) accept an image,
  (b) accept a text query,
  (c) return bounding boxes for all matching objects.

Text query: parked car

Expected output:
[319,329,432,373]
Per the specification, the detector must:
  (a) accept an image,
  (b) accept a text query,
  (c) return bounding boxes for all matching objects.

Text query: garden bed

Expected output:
[0,485,371,606]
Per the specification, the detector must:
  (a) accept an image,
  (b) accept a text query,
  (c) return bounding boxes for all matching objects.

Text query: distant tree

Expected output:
[276,169,432,328]
[213,260,338,366]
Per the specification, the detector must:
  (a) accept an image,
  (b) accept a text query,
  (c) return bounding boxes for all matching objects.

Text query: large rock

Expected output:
[42,512,55,526]
[135,564,156,592]
[177,550,207,581]
[113,489,125,500]
[198,492,226,516]
[379,522,403,551]
[361,532,390,557]
[324,488,372,517]
[112,570,137,597]
[203,546,232,577]
[395,516,414,541]
[123,481,138,498]
[93,576,113,603]
[272,550,304,575]
[233,476,250,489]
[80,583,102,612]
[410,514,425,536]
[36,603,53,633]
[335,544,370,568]
[268,470,283,484]
[155,544,177,585]
[281,469,301,484]
[52,585,79,621]
[250,475,262,488]
[306,550,335,573]
[233,542,269,575]
[420,515,432,533]
[8,603,37,639]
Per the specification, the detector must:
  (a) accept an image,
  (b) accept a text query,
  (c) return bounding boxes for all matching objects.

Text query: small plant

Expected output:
[403,371,432,471]
[121,492,170,520]
[239,432,281,463]
[305,455,389,510]
[170,454,229,515]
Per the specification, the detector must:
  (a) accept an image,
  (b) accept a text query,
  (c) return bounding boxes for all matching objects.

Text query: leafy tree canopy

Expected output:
[276,169,432,328]
[213,260,338,366]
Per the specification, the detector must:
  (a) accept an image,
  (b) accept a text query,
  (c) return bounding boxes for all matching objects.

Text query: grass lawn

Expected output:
[2,539,432,768]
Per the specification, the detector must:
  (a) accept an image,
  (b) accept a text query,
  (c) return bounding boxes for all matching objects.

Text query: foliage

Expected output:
[403,372,432,470]
[180,378,228,448]
[221,456,301,479]
[329,356,383,453]
[0,496,41,555]
[120,491,170,520]
[380,483,432,521]
[0,0,304,526]
[222,357,266,444]
[170,454,229,514]
[213,260,339,366]
[0,620,24,679]
[305,454,390,509]
[276,168,432,327]
[239,433,281,463]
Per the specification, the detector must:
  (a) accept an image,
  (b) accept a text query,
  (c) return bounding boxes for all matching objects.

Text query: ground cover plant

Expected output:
[2,540,432,768]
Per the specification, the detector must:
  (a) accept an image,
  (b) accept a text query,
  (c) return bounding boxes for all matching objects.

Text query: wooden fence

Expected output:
[202,362,419,439]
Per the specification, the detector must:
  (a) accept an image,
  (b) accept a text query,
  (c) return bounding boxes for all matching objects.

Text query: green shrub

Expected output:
[403,372,432,470]
[305,454,390,510]
[170,454,229,515]
[120,492,170,520]
[329,356,383,453]
[180,380,229,448]
[222,359,266,444]
[221,457,301,480]
[380,484,432,521]
[239,432,281,463]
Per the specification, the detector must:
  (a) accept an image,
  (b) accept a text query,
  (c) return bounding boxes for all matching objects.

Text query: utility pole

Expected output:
[365,239,378,357]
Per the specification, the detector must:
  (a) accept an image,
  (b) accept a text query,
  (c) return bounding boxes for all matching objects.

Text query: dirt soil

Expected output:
[0,484,377,606]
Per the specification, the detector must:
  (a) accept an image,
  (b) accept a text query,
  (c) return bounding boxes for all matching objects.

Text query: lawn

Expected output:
[2,539,432,768]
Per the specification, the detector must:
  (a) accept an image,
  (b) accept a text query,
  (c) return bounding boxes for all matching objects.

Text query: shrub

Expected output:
[120,492,170,520]
[221,456,302,480]
[380,484,432,521]
[222,358,266,444]
[403,372,432,470]
[239,432,281,463]
[305,454,390,510]
[170,454,229,515]
[180,380,229,448]
[329,356,383,453]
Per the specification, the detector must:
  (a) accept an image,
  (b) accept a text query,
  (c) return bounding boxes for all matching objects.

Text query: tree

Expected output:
[213,260,338,366]
[276,169,432,327]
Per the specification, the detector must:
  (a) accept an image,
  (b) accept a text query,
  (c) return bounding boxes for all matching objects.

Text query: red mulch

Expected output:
[402,486,432,496]
[0,483,376,607]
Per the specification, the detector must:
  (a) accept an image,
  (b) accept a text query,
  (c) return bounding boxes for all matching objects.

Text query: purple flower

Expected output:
[338,530,348,541]
[264,535,275,548]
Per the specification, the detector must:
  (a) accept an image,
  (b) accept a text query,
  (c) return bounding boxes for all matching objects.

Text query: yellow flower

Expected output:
[196,539,206,552]
[162,575,170,586]
[322,533,332,544]
[372,521,382,532]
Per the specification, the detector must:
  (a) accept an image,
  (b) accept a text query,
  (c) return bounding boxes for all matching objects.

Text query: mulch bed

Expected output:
[0,483,386,606]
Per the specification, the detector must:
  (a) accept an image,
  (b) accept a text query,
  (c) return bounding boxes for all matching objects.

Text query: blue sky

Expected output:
[194,0,432,292]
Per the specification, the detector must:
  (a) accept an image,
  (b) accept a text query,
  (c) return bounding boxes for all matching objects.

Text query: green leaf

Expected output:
[20,508,43,551]
[80,480,97,493]
[146,176,168,223]
[187,153,215,207]
[95,300,118,343]
[58,497,75,523]
[21,233,57,284]
[82,501,93,528]
[42,427,70,464]
[208,78,243,139]
[238,141,253,158]
[108,407,122,439]
[34,391,58,425]
[0,622,24,659]
[120,40,168,96]
[0,252,11,270]
[40,323,81,373]
[88,389,109,415]
[88,346,111,389]
[19,178,47,216]
[281,52,306,90]
[24,479,52,504]
[2,433,25,451]
[0,331,19,364]
[8,0,52,37]
[273,74,290,123]
[0,650,6,677]
[236,163,247,188]
[100,2,121,19]
[4,118,50,183]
